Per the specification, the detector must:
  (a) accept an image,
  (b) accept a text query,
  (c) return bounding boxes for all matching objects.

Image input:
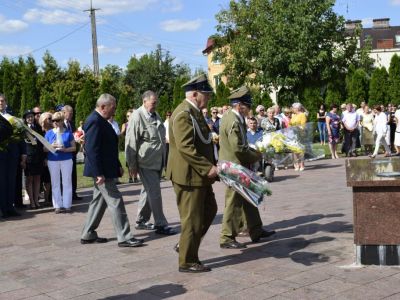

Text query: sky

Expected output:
[0,0,399,73]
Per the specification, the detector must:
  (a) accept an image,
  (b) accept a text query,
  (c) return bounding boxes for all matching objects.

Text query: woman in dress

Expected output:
[289,103,307,171]
[44,112,76,213]
[317,104,327,145]
[326,104,341,159]
[360,105,374,155]
[38,112,53,206]
[23,110,44,209]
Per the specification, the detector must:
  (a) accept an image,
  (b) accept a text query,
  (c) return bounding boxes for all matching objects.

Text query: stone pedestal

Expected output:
[346,158,400,265]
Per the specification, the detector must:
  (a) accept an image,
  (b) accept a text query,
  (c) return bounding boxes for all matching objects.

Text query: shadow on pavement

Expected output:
[204,213,352,268]
[272,175,300,182]
[99,283,187,299]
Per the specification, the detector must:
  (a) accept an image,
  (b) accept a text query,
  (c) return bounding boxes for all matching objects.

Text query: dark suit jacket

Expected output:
[83,110,121,179]
[0,114,13,143]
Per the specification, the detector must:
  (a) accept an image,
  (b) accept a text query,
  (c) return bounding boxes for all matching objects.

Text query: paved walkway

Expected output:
[1,158,400,300]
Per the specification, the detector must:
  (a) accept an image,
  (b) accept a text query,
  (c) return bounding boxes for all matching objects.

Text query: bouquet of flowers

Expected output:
[0,115,26,151]
[217,160,272,207]
[256,131,305,154]
[0,115,56,153]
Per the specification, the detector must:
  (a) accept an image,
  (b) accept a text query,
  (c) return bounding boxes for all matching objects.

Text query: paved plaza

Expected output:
[1,158,400,300]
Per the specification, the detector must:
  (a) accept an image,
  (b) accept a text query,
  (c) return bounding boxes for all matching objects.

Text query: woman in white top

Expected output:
[370,105,391,158]
[394,106,400,155]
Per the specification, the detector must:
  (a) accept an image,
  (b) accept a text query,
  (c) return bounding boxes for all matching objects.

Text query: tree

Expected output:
[37,51,63,99]
[124,45,189,109]
[215,0,357,98]
[20,56,39,114]
[39,90,53,111]
[325,81,344,107]
[388,54,400,104]
[369,67,389,106]
[301,86,323,122]
[172,76,189,109]
[213,81,230,107]
[346,68,369,105]
[75,80,96,126]
[251,87,273,108]
[114,91,131,126]
[157,93,172,119]
[100,64,123,97]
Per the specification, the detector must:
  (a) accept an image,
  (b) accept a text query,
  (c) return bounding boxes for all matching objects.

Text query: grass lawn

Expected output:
[76,152,130,189]
[76,145,337,189]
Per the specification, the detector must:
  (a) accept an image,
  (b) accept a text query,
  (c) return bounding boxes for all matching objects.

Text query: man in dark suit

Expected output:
[0,113,12,143]
[62,105,81,200]
[0,94,25,218]
[80,93,144,247]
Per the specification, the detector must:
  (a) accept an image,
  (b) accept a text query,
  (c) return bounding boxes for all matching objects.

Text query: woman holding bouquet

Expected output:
[289,103,307,171]
[44,111,76,213]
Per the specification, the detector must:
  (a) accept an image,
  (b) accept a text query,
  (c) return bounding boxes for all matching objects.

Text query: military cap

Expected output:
[23,109,34,119]
[228,86,252,107]
[182,74,213,93]
[55,104,65,112]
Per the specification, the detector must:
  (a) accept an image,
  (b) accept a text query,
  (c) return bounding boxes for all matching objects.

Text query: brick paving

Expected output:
[1,157,400,299]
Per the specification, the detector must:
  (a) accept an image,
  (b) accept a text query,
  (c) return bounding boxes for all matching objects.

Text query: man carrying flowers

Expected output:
[219,86,276,249]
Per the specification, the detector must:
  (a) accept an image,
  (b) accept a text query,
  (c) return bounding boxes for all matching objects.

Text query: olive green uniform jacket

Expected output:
[166,100,215,186]
[219,108,263,244]
[166,99,218,268]
[218,109,260,166]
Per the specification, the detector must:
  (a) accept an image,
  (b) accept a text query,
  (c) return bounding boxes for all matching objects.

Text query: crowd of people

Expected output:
[2,73,400,273]
[0,97,82,218]
[320,102,400,160]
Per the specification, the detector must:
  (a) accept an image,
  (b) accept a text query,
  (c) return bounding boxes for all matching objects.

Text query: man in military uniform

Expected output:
[219,86,276,249]
[166,74,218,273]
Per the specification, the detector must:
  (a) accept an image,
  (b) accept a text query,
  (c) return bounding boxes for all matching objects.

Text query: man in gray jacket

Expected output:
[125,90,176,235]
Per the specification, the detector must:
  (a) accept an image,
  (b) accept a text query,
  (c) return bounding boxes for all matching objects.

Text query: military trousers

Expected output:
[220,187,263,244]
[136,168,168,227]
[81,178,133,243]
[172,183,217,268]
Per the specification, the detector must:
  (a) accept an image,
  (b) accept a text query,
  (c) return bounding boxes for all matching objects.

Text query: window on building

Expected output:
[214,75,221,87]
[212,52,222,65]
[396,35,400,45]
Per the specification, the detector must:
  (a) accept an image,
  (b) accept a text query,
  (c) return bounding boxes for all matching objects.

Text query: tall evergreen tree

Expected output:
[39,90,53,111]
[75,80,96,126]
[21,56,39,114]
[369,67,389,106]
[114,92,131,127]
[388,54,400,104]
[37,51,63,99]
[214,81,230,107]
[346,68,369,105]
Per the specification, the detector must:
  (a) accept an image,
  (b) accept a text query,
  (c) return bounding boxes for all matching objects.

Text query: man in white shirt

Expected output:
[342,103,360,157]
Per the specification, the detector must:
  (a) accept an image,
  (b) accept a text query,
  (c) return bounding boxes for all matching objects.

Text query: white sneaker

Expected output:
[299,167,305,171]
[294,167,299,171]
